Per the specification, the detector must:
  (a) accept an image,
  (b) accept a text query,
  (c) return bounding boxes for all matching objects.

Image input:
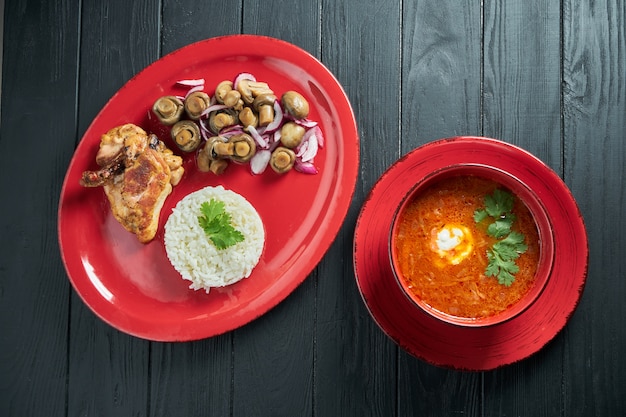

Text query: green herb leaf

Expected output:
[495,266,516,287]
[484,232,528,286]
[475,189,527,286]
[484,188,515,218]
[473,209,488,223]
[487,218,513,238]
[498,231,527,250]
[198,200,245,250]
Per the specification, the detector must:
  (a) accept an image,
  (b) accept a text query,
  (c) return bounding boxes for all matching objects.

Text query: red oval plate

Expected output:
[353,137,587,370]
[58,35,359,341]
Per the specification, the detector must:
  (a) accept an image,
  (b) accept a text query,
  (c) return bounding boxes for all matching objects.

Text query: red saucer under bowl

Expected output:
[353,137,588,370]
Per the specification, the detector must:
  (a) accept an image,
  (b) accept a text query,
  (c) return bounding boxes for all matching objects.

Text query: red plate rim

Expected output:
[58,35,359,341]
[353,136,588,370]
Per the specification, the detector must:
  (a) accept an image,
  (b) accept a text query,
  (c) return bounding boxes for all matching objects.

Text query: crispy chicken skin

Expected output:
[80,123,184,243]
[103,147,172,243]
[96,123,146,166]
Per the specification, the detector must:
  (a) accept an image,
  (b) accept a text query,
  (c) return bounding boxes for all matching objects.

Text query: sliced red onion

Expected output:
[247,125,269,149]
[219,129,246,141]
[200,103,229,118]
[312,125,324,148]
[296,141,308,158]
[301,136,318,162]
[293,118,318,128]
[299,125,324,150]
[272,130,281,145]
[250,149,271,174]
[219,125,245,136]
[176,78,205,87]
[184,84,205,99]
[294,160,318,174]
[233,72,256,90]
[269,139,281,152]
[300,127,314,144]
[199,120,211,141]
[300,135,318,162]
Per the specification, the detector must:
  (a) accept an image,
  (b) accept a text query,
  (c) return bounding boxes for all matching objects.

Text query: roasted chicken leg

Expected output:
[80,124,184,243]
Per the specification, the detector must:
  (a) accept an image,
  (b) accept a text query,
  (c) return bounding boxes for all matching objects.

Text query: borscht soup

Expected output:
[392,174,541,320]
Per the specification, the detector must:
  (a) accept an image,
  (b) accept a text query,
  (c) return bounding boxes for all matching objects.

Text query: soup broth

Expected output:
[394,175,540,319]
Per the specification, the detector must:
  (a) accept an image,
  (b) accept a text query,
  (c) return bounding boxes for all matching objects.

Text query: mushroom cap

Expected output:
[229,133,257,163]
[281,91,309,119]
[205,136,231,160]
[184,91,211,120]
[208,109,238,133]
[253,94,276,127]
[280,122,306,148]
[170,120,201,152]
[196,143,212,172]
[214,80,233,103]
[253,93,277,110]
[152,95,184,125]
[270,146,296,173]
[223,90,242,108]
[238,107,258,129]
[237,79,273,105]
[209,159,229,175]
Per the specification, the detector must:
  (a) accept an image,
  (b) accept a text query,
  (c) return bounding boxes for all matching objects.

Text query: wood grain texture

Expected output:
[0,1,78,416]
[150,340,232,416]
[75,0,161,132]
[232,292,315,416]
[66,1,159,416]
[402,0,482,149]
[399,2,483,415]
[483,0,562,170]
[315,1,400,416]
[562,0,626,415]
[0,0,3,116]
[243,0,320,57]
[161,0,242,55]
[481,1,565,416]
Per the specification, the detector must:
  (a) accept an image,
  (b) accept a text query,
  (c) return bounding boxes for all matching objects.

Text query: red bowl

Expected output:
[389,163,555,327]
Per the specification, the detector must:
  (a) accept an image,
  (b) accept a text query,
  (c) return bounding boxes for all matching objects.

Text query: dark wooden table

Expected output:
[2,1,625,416]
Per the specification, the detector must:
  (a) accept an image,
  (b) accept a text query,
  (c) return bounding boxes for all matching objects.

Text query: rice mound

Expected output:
[164,185,264,293]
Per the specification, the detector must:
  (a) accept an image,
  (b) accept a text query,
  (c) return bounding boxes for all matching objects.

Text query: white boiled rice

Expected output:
[164,185,264,293]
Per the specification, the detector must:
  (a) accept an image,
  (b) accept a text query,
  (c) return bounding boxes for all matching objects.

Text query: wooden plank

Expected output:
[150,341,232,416]
[232,292,316,416]
[314,1,400,416]
[65,2,159,416]
[242,1,320,56]
[148,3,242,416]
[562,0,626,415]
[482,0,562,169]
[161,0,242,55]
[0,0,3,110]
[482,1,564,416]
[398,1,482,415]
[230,2,320,416]
[402,0,482,148]
[0,1,78,416]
